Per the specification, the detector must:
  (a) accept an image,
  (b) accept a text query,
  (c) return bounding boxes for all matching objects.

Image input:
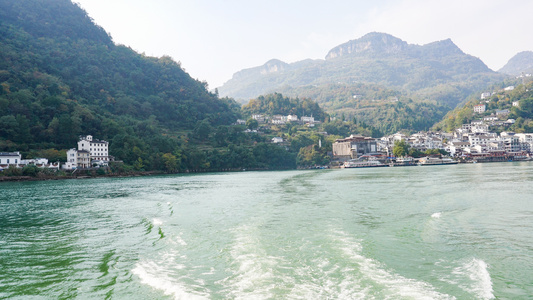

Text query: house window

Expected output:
[7,159,9,164]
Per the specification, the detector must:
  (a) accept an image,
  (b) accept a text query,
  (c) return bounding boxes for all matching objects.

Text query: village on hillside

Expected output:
[2,83,533,173]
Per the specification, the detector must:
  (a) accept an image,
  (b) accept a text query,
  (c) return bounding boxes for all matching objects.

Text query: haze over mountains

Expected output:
[218,32,515,108]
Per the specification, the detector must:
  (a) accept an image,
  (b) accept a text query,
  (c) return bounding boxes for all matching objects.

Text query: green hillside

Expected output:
[433,78,533,132]
[0,0,251,170]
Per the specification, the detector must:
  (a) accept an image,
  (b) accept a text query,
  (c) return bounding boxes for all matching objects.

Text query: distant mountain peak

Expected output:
[219,32,500,105]
[421,38,464,55]
[325,32,408,59]
[261,59,288,74]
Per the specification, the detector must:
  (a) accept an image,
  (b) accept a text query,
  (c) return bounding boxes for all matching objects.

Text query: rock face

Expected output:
[218,32,502,107]
[325,32,408,59]
[499,51,533,75]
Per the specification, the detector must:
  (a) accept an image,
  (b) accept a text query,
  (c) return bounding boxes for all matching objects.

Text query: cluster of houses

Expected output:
[0,135,112,172]
[237,114,318,127]
[333,123,533,162]
[0,152,60,171]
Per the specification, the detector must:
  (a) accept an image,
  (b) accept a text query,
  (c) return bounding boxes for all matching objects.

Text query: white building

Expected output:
[271,115,287,124]
[63,135,110,170]
[251,114,265,123]
[0,152,21,167]
[301,116,315,123]
[287,115,299,122]
[480,92,492,99]
[271,137,283,143]
[474,104,486,114]
[496,109,510,116]
[78,135,110,162]
[20,158,48,166]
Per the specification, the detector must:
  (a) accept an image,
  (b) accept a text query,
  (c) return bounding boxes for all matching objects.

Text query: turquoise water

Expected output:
[1,162,532,299]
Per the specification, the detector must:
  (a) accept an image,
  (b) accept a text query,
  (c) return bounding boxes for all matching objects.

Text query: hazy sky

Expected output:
[75,0,533,88]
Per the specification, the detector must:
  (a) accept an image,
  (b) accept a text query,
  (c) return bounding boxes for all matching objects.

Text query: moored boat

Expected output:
[391,156,417,167]
[342,159,388,168]
[418,157,458,166]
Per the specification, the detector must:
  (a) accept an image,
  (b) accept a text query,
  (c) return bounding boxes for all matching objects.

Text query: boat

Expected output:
[342,159,388,168]
[417,157,458,166]
[391,156,417,167]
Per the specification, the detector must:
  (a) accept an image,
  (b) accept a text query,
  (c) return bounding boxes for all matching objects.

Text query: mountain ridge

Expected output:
[218,32,503,107]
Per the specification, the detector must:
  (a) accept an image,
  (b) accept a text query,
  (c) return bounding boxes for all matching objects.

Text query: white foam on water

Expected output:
[432,212,442,219]
[218,224,291,300]
[331,229,456,300]
[286,260,369,300]
[175,235,188,246]
[451,258,494,299]
[152,218,163,226]
[132,260,208,300]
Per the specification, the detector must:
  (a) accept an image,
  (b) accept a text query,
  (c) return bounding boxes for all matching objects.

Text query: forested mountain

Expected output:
[217,33,507,134]
[498,51,533,76]
[0,0,245,170]
[218,32,504,108]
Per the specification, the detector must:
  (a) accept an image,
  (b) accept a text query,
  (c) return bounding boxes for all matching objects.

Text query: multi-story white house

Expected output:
[514,133,533,152]
[474,104,486,114]
[78,135,109,162]
[63,135,110,170]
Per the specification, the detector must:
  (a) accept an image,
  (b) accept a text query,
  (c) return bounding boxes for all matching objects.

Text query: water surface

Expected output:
[1,162,532,299]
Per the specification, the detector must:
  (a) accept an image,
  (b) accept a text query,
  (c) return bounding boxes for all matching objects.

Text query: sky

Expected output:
[75,0,533,89]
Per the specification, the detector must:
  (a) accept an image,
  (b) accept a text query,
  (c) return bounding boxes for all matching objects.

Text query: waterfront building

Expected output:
[63,135,111,170]
[332,135,377,159]
[0,152,21,167]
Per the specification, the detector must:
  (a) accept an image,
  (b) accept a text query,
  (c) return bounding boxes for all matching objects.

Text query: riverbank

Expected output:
[0,171,166,183]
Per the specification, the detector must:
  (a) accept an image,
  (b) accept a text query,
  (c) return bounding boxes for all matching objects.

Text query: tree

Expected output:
[193,120,212,140]
[245,118,258,130]
[392,140,410,157]
[162,153,179,172]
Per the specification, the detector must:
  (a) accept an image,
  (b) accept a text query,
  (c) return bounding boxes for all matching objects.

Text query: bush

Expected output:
[22,164,40,177]
[3,165,22,176]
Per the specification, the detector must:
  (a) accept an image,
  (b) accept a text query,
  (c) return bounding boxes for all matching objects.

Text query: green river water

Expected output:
[1,162,532,299]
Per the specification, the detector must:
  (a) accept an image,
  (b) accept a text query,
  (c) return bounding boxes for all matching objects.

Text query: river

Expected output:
[1,162,532,299]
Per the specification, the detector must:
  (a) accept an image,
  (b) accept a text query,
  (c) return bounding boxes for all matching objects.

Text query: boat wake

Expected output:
[437,257,495,300]
[452,258,494,299]
[329,229,455,299]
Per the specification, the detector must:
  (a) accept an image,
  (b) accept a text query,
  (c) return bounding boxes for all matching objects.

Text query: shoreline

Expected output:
[1,159,531,183]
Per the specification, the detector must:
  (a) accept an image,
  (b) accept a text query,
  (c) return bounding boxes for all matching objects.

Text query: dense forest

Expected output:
[0,0,301,172]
